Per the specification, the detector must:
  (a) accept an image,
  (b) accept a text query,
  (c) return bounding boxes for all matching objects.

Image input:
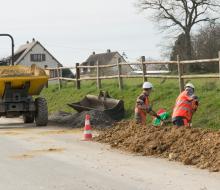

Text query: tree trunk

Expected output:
[184,31,192,73]
[185,32,192,60]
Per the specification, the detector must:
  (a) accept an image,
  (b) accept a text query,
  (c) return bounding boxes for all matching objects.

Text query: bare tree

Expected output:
[193,22,220,59]
[192,22,220,72]
[137,0,220,60]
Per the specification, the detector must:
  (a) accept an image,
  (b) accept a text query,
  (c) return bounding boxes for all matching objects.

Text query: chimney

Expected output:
[92,51,95,55]
[107,49,111,53]
[32,38,35,42]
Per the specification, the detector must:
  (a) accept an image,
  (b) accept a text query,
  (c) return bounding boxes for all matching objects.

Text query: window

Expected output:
[30,54,46,62]
[42,54,46,61]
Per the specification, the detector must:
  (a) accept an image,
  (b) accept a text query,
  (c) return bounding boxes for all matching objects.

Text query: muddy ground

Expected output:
[95,120,220,172]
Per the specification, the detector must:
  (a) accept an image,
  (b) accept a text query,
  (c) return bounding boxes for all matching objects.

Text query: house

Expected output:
[7,38,62,78]
[81,50,133,76]
[130,57,170,75]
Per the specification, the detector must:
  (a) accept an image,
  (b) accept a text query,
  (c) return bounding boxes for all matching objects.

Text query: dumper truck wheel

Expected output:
[23,113,34,123]
[35,97,48,126]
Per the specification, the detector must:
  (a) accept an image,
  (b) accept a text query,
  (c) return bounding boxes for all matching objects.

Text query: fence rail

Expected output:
[45,54,220,92]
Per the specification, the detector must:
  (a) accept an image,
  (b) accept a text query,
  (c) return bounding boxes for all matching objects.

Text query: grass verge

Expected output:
[40,78,220,130]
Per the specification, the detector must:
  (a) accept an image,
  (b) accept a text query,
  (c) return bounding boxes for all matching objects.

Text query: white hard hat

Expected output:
[185,83,195,90]
[142,82,153,89]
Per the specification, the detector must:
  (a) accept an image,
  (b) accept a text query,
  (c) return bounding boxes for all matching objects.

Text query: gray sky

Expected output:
[0,0,162,66]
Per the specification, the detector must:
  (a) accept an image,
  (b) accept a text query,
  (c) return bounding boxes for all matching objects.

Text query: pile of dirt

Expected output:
[49,110,114,129]
[95,120,220,172]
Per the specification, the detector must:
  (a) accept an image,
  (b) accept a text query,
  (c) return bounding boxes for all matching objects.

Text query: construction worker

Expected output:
[135,82,161,125]
[172,83,199,127]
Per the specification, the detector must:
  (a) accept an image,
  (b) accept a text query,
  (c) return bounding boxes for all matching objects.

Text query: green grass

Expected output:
[40,78,220,130]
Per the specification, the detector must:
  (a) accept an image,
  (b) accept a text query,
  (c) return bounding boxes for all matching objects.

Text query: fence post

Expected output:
[44,65,48,88]
[57,65,61,90]
[141,56,147,82]
[96,60,101,89]
[117,60,123,90]
[75,63,80,89]
[177,55,184,92]
[60,66,63,88]
[219,51,220,79]
[45,79,48,88]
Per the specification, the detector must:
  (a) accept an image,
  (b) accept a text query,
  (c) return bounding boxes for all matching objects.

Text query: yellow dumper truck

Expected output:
[0,34,48,126]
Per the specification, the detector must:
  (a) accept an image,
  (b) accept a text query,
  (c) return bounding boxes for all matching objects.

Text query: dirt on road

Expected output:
[95,120,220,172]
[10,148,65,160]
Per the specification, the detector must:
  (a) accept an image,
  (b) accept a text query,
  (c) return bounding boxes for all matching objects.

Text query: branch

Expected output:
[188,0,198,26]
[193,18,211,24]
[159,3,185,30]
[179,0,190,26]
[137,0,220,32]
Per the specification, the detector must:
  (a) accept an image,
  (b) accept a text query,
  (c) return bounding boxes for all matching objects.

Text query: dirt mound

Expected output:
[49,110,114,129]
[95,120,220,172]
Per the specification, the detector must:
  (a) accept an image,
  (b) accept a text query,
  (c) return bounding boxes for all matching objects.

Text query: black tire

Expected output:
[23,113,34,123]
[35,97,48,126]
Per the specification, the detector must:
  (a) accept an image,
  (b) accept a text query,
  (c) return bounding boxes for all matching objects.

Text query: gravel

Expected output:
[49,110,114,129]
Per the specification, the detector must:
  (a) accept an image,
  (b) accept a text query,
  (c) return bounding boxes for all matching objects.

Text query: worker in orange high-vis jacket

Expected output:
[172,83,199,127]
[135,82,161,125]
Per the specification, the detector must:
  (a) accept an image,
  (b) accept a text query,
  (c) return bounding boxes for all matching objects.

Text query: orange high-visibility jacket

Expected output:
[135,93,150,114]
[172,91,194,121]
[134,93,150,124]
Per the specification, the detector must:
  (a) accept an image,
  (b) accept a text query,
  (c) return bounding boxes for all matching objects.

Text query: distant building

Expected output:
[81,50,133,75]
[130,57,170,75]
[6,38,62,78]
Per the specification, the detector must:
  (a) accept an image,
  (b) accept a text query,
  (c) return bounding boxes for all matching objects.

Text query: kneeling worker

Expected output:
[135,82,161,125]
[172,83,199,127]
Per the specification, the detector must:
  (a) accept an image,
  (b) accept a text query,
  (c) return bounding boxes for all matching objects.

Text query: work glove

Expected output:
[192,95,199,100]
[156,114,162,120]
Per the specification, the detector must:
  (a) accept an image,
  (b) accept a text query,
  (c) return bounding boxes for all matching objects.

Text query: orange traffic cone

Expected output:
[83,114,92,141]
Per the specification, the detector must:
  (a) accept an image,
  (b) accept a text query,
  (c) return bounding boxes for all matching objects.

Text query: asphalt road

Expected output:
[0,117,219,190]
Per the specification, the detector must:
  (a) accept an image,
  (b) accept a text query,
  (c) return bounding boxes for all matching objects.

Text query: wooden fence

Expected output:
[45,54,220,92]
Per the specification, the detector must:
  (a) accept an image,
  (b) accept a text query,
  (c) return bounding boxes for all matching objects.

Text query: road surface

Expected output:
[0,117,219,190]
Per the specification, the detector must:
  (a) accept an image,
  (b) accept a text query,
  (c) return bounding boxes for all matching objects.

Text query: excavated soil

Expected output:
[95,120,220,172]
[49,110,114,129]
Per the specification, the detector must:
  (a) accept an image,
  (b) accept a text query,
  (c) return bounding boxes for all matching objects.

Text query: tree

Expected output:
[170,33,187,61]
[170,22,220,73]
[137,0,220,61]
[193,23,220,59]
[169,33,186,72]
[192,22,220,72]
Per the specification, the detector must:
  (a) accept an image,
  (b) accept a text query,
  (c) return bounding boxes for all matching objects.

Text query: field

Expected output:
[41,78,220,130]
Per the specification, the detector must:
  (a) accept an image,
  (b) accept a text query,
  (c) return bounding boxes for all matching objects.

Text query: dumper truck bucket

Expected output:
[67,91,124,120]
[0,64,48,96]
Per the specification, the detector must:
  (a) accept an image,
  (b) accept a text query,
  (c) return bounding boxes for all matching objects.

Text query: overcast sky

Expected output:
[0,0,162,66]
